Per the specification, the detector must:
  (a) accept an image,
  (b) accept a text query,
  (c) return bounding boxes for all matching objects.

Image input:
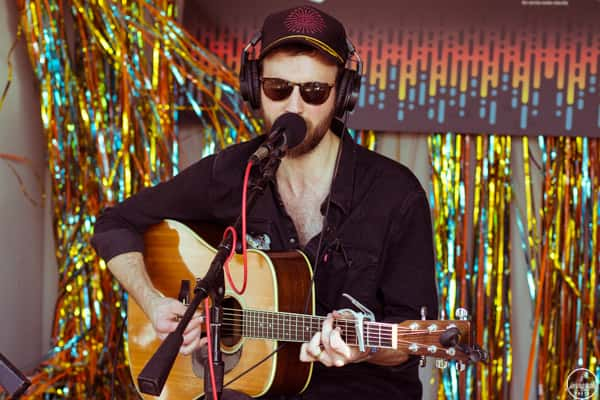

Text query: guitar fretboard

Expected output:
[223,309,396,349]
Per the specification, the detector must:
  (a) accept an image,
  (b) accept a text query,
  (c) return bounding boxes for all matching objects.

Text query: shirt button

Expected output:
[289,237,296,244]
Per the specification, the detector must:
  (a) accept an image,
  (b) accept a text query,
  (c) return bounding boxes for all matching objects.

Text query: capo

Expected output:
[338,293,376,352]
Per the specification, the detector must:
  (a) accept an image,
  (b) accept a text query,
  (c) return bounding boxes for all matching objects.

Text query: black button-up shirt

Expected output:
[92,120,438,399]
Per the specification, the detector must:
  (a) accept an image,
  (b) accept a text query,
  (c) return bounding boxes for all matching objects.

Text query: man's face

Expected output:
[260,51,338,158]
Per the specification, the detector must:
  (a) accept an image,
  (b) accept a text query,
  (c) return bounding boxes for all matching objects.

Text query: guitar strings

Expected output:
[219,309,401,336]
[218,314,462,355]
[218,309,461,352]
[220,308,436,330]
[219,308,435,336]
[215,308,451,346]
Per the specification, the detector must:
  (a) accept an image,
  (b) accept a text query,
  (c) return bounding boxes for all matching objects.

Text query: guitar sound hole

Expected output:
[221,296,243,349]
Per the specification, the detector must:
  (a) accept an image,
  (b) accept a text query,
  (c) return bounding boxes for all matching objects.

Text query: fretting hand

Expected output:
[299,311,371,367]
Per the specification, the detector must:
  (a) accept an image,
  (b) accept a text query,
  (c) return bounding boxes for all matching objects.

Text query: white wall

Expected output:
[0,0,56,372]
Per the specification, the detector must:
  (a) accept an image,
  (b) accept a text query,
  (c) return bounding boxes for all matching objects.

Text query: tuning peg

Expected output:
[420,306,427,320]
[455,308,469,320]
[468,345,489,363]
[439,326,460,347]
[440,309,446,320]
[435,358,448,369]
[419,355,426,368]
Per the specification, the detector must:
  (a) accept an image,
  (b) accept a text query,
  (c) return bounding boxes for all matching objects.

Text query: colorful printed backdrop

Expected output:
[182,0,600,137]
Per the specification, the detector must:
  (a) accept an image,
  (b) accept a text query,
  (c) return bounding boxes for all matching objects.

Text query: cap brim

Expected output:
[260,35,345,64]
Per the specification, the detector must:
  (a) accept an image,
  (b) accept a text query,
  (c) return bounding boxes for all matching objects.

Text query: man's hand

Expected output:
[148,296,204,355]
[299,310,410,367]
[106,252,205,356]
[299,311,370,367]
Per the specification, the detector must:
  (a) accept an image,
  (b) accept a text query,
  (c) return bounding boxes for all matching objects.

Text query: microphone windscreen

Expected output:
[271,112,307,149]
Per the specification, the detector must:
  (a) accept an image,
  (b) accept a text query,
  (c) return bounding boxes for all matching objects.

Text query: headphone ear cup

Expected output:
[335,69,351,117]
[240,53,251,103]
[335,68,361,117]
[345,71,361,113]
[240,55,261,110]
[247,59,261,110]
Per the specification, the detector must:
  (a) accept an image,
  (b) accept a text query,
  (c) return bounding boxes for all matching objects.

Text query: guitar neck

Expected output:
[225,308,397,350]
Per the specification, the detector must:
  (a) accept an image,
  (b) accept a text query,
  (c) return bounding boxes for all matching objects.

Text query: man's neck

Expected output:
[276,130,340,197]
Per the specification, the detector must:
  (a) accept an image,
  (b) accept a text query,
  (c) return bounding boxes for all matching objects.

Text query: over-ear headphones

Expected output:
[239,33,362,118]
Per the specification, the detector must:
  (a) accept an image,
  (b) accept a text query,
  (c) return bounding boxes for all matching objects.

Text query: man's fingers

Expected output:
[183,313,204,335]
[299,343,312,362]
[330,327,352,359]
[199,337,209,348]
[182,326,202,346]
[180,336,202,355]
[155,319,179,334]
[308,332,322,357]
[321,313,334,351]
[308,331,335,366]
[153,296,204,331]
[192,311,204,320]
[299,333,325,363]
[167,299,188,316]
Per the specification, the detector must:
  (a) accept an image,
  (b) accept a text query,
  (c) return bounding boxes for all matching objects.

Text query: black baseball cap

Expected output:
[259,6,349,65]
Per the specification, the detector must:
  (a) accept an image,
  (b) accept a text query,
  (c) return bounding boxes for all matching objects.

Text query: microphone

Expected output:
[250,112,306,162]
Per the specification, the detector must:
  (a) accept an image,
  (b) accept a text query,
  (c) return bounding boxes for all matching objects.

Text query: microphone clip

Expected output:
[249,127,288,164]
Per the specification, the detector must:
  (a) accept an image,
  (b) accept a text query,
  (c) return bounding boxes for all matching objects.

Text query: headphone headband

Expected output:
[239,33,362,117]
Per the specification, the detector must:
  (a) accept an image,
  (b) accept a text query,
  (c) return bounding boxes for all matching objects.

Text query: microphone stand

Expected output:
[137,147,284,399]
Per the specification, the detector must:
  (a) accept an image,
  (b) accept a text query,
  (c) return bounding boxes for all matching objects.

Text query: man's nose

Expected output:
[284,86,304,114]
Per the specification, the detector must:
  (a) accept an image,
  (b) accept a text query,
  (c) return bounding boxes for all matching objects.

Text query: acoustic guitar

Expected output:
[127,220,478,399]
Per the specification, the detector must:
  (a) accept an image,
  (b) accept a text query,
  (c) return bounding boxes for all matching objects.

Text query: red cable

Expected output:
[205,161,254,399]
[204,299,218,400]
[222,226,240,293]
[223,161,253,295]
[240,161,252,292]
[204,161,252,400]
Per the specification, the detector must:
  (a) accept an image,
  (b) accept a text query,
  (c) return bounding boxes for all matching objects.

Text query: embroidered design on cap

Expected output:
[284,7,326,34]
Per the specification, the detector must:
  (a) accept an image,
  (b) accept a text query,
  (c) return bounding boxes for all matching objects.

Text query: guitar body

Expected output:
[127,220,315,399]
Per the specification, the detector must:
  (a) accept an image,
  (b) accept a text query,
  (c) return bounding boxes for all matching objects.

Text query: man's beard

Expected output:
[264,111,335,159]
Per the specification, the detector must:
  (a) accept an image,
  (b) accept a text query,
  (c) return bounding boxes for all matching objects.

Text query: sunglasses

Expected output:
[261,77,335,105]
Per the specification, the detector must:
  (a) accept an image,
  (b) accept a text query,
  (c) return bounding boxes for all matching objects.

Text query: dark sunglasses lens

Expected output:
[300,83,331,105]
[262,79,293,101]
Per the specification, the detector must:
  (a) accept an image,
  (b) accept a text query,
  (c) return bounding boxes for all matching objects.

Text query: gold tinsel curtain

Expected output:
[14,0,258,397]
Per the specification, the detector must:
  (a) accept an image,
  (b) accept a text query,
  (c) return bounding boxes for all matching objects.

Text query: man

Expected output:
[92,5,438,399]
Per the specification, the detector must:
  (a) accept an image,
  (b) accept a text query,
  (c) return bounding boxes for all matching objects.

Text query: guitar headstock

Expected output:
[396,316,487,369]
